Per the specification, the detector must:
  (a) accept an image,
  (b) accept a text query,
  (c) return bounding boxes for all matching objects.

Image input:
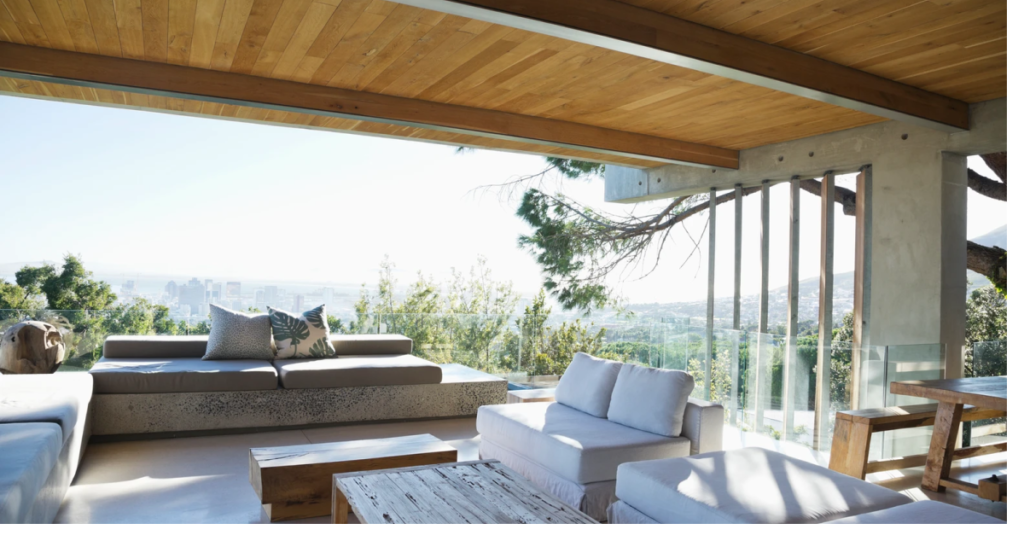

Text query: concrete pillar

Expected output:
[864,151,968,381]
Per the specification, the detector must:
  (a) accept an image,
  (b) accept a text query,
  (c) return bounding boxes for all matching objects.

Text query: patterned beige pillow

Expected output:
[268,305,336,359]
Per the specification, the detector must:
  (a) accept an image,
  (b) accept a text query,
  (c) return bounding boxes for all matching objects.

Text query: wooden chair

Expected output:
[828,403,1006,480]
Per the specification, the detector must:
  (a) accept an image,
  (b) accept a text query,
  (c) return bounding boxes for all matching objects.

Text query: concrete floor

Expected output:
[55,419,1007,524]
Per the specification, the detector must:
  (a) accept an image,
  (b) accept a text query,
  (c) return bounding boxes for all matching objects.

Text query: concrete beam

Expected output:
[605,98,1005,203]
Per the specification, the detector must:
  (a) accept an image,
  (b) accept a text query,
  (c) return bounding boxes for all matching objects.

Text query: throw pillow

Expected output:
[554,352,623,418]
[269,305,336,359]
[202,304,274,360]
[607,363,695,437]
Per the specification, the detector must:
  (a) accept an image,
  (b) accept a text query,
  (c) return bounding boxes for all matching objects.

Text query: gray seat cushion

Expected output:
[90,358,279,393]
[826,500,1004,524]
[477,402,691,485]
[330,335,413,356]
[103,335,209,358]
[0,423,63,524]
[616,447,913,524]
[0,373,93,445]
[274,354,442,389]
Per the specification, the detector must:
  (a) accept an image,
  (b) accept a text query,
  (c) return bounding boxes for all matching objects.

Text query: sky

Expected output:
[0,95,1007,306]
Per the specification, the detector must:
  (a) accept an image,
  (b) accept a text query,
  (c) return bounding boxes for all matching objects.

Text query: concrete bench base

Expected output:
[92,364,506,436]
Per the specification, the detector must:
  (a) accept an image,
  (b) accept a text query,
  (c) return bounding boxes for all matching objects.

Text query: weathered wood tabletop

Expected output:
[890,376,1007,411]
[332,459,598,524]
[889,377,1007,495]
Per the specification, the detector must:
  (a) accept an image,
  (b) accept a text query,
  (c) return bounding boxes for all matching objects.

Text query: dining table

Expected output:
[889,376,1007,497]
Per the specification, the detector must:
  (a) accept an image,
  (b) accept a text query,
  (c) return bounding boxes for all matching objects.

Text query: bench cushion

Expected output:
[477,402,691,484]
[90,358,279,393]
[0,423,63,524]
[617,448,912,524]
[827,501,1004,524]
[102,334,413,358]
[274,355,442,389]
[330,334,413,356]
[104,336,209,359]
[0,373,93,445]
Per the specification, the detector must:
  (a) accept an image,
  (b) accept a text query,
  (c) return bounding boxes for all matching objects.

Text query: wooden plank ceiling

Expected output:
[0,0,1007,168]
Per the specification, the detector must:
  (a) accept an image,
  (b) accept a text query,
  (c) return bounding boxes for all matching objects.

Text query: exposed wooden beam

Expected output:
[391,0,970,132]
[0,42,737,169]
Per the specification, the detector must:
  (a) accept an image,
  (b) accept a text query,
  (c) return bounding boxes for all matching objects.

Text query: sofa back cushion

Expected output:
[202,304,275,361]
[331,334,413,356]
[104,336,208,358]
[607,363,695,437]
[555,353,623,418]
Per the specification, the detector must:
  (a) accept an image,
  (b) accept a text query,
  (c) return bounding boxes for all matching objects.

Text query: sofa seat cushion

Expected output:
[616,448,913,524]
[477,402,691,485]
[274,355,442,389]
[0,423,63,524]
[826,501,1004,524]
[0,373,93,445]
[90,358,278,394]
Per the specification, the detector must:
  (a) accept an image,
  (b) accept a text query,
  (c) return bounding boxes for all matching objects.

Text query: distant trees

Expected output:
[0,255,188,370]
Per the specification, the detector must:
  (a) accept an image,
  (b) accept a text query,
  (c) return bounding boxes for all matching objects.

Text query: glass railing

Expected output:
[1,307,968,453]
[965,339,1007,447]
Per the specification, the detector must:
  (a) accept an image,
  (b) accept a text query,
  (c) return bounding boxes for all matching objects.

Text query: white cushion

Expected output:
[608,364,695,436]
[616,448,913,524]
[476,402,690,484]
[554,352,622,417]
[269,305,336,359]
[826,501,1004,524]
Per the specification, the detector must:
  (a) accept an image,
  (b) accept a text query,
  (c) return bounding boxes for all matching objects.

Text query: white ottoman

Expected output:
[826,501,1004,524]
[611,448,912,524]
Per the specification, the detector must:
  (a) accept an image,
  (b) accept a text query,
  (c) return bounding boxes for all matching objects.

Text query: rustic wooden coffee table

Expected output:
[249,434,457,521]
[331,459,597,524]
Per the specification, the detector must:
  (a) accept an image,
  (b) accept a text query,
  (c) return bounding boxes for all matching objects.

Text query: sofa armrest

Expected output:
[681,397,724,455]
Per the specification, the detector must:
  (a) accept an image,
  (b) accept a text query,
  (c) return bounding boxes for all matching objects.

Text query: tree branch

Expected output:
[982,152,1006,182]
[968,169,1006,201]
[967,241,1007,295]
[798,178,857,216]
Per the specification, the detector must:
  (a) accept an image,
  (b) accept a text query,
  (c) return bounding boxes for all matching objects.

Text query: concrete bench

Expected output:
[828,403,1006,479]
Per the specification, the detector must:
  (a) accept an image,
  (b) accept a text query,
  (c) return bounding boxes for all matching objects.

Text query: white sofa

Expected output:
[607,448,1004,524]
[0,373,93,524]
[477,354,724,521]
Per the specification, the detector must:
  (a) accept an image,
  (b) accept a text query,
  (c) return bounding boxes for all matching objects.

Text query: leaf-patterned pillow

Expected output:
[268,305,336,360]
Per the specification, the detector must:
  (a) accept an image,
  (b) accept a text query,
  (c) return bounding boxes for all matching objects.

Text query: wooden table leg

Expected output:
[332,483,349,524]
[922,401,964,492]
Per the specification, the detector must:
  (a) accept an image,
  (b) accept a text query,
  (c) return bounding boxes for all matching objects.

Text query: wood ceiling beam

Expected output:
[0,42,736,169]
[390,0,970,132]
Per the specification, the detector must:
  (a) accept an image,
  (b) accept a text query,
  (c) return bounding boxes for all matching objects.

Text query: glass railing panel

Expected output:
[782,336,817,446]
[737,332,786,438]
[710,328,744,426]
[965,340,1007,447]
[870,343,945,461]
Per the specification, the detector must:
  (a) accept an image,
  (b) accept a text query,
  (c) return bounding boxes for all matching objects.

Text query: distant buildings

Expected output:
[265,286,279,308]
[120,280,138,300]
[164,281,178,299]
[226,282,241,299]
[179,278,205,315]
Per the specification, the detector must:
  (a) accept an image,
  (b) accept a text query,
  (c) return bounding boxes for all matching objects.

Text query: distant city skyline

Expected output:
[1,95,1007,310]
